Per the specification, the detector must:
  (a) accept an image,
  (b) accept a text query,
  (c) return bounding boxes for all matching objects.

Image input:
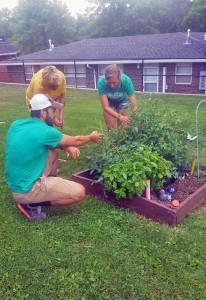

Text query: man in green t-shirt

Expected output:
[97,64,138,130]
[5,94,103,220]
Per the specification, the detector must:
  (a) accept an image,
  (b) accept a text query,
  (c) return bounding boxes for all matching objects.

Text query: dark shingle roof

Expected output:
[0,39,18,55]
[4,32,206,62]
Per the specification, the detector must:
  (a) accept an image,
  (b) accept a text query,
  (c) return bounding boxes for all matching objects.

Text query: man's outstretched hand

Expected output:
[90,131,104,143]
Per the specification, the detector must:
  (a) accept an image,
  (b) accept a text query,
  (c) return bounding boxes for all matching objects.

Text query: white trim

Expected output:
[143,59,206,63]
[87,64,97,89]
[162,67,166,93]
[21,60,143,65]
[0,58,206,67]
[0,52,18,56]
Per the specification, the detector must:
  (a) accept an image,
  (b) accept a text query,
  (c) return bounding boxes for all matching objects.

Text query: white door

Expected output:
[143,66,158,92]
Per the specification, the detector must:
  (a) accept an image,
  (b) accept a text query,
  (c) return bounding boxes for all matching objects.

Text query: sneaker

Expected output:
[17,203,46,220]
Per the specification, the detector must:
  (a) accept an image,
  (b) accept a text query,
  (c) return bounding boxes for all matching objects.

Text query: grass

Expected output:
[1,85,206,300]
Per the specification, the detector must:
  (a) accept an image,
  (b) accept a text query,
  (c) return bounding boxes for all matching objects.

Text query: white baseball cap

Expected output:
[30,94,63,111]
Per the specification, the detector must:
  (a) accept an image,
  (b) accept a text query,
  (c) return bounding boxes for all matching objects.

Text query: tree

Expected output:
[84,0,195,37]
[183,0,206,31]
[157,0,191,33]
[0,8,13,40]
[12,0,76,54]
[74,14,91,41]
[84,0,160,38]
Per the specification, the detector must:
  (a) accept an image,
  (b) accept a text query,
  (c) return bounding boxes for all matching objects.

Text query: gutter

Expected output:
[0,52,18,56]
[0,58,206,67]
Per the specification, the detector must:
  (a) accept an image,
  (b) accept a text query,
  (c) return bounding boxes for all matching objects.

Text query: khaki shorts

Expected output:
[12,150,82,204]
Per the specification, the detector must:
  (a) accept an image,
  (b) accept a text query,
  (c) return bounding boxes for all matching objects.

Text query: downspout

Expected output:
[22,60,27,83]
[87,64,97,90]
[142,59,144,92]
[74,60,77,88]
[162,67,166,93]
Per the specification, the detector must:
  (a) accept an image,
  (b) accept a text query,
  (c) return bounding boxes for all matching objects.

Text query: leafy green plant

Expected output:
[85,134,138,180]
[102,145,171,199]
[86,99,192,182]
[114,99,192,171]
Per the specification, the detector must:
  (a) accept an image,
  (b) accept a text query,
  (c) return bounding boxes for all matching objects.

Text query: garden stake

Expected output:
[190,159,196,176]
[146,179,151,200]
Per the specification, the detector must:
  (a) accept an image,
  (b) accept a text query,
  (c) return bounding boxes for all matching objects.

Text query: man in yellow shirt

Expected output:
[26,66,66,127]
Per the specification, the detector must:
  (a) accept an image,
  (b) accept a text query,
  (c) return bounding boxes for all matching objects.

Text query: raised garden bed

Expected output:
[72,169,206,226]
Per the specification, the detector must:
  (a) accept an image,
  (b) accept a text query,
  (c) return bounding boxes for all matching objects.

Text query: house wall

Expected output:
[192,63,206,94]
[5,62,206,95]
[166,63,206,94]
[0,66,9,82]
[123,62,206,94]
[5,64,66,84]
[32,65,64,74]
[123,64,143,91]
[7,65,25,83]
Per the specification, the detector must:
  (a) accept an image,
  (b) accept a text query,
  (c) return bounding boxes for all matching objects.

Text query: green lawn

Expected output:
[0,85,206,300]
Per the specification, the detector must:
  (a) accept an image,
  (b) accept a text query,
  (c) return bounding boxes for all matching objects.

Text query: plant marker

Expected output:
[171,200,179,209]
[146,179,151,200]
[190,159,196,176]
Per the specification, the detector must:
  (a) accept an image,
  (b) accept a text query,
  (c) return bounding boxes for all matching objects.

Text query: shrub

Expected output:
[85,99,193,198]
[106,99,192,171]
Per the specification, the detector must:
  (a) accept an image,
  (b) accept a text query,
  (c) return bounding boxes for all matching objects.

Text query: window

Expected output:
[24,65,34,81]
[98,64,123,78]
[175,64,192,84]
[64,64,86,87]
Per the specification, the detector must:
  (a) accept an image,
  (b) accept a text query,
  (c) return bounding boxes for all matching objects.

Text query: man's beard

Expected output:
[45,116,54,127]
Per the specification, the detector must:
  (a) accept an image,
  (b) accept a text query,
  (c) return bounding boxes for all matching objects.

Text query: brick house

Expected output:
[0,39,19,83]
[0,31,206,95]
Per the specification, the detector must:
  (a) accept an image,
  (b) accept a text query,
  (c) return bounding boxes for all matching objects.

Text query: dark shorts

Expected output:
[108,99,129,110]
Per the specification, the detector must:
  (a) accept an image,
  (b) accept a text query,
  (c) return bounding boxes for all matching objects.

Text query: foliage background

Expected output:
[0,0,205,54]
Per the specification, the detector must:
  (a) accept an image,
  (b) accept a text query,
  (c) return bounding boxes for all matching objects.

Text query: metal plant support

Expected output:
[196,99,206,177]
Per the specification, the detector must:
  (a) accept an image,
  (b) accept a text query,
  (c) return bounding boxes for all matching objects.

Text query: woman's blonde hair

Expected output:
[105,64,121,80]
[42,66,60,89]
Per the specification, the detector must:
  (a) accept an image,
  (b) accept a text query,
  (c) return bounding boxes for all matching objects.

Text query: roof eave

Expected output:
[0,52,18,56]
[0,58,206,66]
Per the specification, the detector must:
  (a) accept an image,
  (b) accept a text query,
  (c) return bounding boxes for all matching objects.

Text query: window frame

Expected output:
[24,65,35,82]
[64,64,86,87]
[175,63,192,84]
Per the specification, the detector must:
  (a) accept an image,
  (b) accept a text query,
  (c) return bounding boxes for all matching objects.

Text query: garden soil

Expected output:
[150,174,206,205]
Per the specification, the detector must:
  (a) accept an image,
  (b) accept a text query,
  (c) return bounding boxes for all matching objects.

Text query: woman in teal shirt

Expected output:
[97,64,138,130]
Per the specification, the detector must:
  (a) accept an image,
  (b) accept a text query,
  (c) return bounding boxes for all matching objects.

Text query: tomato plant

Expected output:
[85,99,193,199]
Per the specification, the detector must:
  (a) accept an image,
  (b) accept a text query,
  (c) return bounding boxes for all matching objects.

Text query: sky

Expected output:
[0,0,91,16]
